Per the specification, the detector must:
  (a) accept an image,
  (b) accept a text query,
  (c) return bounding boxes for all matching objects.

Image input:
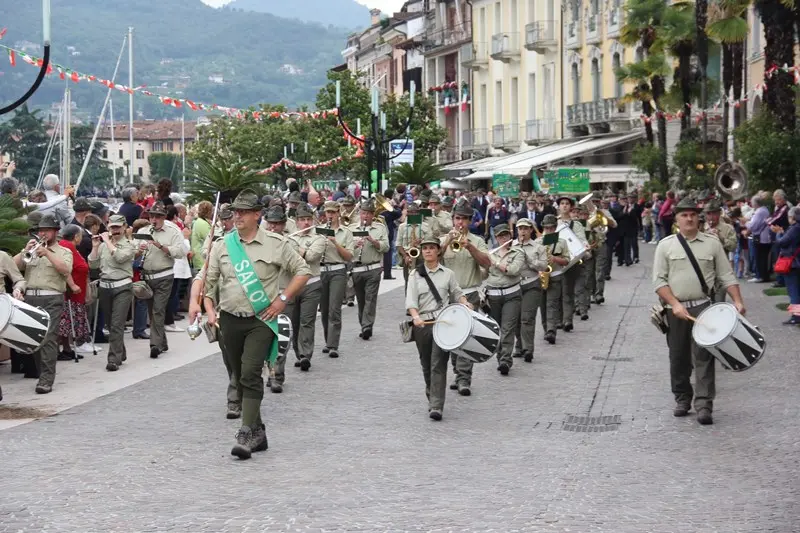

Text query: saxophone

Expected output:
[540,246,553,290]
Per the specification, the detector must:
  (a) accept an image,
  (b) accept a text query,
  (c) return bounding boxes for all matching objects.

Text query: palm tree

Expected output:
[659,2,697,134]
[756,0,796,132]
[184,153,265,204]
[707,0,750,159]
[388,157,444,187]
[696,0,710,146]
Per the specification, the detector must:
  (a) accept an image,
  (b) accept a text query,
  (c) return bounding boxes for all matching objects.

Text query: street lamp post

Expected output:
[1,0,52,115]
[335,80,416,196]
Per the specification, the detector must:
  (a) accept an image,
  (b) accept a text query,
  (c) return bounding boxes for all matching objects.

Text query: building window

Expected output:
[495,80,503,124]
[528,73,536,119]
[102,149,108,159]
[571,63,580,105]
[152,141,164,152]
[135,150,145,160]
[167,141,175,151]
[612,53,622,98]
[494,2,501,33]
[118,149,123,159]
[138,167,143,177]
[591,59,601,101]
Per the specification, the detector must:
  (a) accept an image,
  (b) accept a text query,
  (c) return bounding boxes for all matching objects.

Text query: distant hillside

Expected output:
[0,0,347,121]
[227,0,370,29]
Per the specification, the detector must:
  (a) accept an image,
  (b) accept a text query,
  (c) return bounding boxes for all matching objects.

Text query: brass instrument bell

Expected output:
[186,316,203,340]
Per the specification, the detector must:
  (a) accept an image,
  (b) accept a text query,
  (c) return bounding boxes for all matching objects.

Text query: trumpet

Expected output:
[23,236,47,264]
[450,232,467,252]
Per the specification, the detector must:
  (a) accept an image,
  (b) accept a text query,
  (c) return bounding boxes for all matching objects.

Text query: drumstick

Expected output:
[422,320,452,325]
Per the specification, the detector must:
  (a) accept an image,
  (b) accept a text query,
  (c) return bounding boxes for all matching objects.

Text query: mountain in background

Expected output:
[0,0,347,121]
[226,0,371,29]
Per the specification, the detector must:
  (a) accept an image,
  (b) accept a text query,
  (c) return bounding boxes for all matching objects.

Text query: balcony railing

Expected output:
[586,12,602,44]
[606,6,623,37]
[461,42,489,68]
[492,125,505,148]
[565,19,582,49]
[463,128,489,149]
[439,145,461,163]
[524,119,557,143]
[490,33,520,61]
[567,97,643,126]
[525,21,557,53]
[425,22,471,52]
[492,124,520,148]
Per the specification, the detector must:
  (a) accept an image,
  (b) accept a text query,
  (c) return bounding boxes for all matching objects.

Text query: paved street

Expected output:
[1,245,798,532]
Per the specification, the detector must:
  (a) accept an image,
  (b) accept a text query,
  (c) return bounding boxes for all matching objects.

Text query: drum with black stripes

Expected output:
[433,304,500,363]
[0,294,50,354]
[277,314,292,358]
[692,302,766,371]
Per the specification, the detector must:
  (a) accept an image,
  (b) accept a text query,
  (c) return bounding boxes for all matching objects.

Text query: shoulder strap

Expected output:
[416,263,444,307]
[676,234,711,298]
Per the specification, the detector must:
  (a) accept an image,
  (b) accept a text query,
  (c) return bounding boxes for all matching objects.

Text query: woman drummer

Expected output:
[405,237,471,421]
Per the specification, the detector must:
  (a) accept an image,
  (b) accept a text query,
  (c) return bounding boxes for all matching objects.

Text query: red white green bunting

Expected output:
[256,149,364,176]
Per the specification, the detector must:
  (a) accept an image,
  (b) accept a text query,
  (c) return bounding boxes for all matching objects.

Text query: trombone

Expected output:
[341,204,359,225]
[287,224,328,237]
[22,235,46,264]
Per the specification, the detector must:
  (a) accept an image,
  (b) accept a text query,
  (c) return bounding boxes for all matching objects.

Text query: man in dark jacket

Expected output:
[70,198,95,260]
[381,189,403,280]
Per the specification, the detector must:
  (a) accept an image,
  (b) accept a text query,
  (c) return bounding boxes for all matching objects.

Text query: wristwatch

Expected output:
[278,293,288,303]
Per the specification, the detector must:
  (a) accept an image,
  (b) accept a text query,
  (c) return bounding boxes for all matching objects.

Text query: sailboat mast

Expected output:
[64,88,71,188]
[128,26,135,181]
[110,98,117,189]
[181,114,186,190]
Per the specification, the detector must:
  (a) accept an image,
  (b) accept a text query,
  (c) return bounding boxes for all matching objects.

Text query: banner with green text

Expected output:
[492,174,519,198]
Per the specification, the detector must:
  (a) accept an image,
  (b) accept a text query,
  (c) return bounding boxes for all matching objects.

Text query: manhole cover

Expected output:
[563,414,622,432]
[0,405,52,420]
[591,356,632,362]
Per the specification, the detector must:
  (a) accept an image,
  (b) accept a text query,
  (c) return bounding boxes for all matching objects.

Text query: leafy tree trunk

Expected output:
[642,100,655,145]
[759,0,796,132]
[696,0,709,148]
[652,76,669,184]
[722,44,733,161]
[678,48,693,133]
[732,42,744,130]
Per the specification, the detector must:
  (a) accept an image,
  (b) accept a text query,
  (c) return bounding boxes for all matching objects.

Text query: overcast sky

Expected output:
[202,0,407,13]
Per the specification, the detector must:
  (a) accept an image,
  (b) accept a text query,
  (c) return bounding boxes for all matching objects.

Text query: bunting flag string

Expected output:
[255,149,364,176]
[0,42,338,120]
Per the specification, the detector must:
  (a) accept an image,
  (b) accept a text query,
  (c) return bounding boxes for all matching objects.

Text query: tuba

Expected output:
[715,161,748,201]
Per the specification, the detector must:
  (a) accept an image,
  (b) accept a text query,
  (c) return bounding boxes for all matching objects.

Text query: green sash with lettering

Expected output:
[224,231,279,365]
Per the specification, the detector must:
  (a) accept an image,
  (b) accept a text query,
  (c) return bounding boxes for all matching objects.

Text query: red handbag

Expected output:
[774,246,800,274]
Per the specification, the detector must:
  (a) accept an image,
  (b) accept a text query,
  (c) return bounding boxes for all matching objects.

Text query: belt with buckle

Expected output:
[99,278,132,289]
[521,275,540,288]
[485,284,521,297]
[305,275,320,285]
[462,286,480,295]
[142,269,173,281]
[26,289,61,297]
[351,263,381,273]
[320,263,346,272]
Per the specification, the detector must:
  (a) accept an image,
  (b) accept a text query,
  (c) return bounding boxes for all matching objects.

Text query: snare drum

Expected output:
[277,314,292,358]
[433,304,500,363]
[0,294,50,354]
[692,302,766,371]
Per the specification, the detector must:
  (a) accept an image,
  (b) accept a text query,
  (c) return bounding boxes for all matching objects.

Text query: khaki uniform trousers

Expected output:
[320,268,347,350]
[413,323,449,411]
[487,291,521,368]
[345,263,355,304]
[450,290,481,387]
[145,274,173,352]
[218,311,276,427]
[577,257,593,314]
[666,302,715,411]
[99,285,133,366]
[544,277,563,334]
[561,267,580,327]
[26,294,63,388]
[272,280,321,385]
[218,327,239,405]
[592,244,608,298]
[352,267,382,333]
[515,283,544,357]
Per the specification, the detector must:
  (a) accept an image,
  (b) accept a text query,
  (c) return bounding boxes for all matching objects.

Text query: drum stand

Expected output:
[90,295,100,357]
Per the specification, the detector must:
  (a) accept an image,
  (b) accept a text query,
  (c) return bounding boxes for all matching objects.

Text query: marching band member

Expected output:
[288,204,326,370]
[484,223,525,376]
[88,215,136,372]
[653,197,744,425]
[556,196,589,331]
[513,218,549,363]
[201,204,235,259]
[197,189,310,459]
[440,200,490,396]
[284,191,302,234]
[341,195,358,308]
[428,194,453,237]
[588,193,616,304]
[351,199,389,341]
[702,199,737,302]
[574,204,593,319]
[319,200,354,359]
[14,214,73,394]
[406,237,470,421]
[397,202,433,292]
[262,206,293,393]
[136,201,186,359]
[536,215,570,345]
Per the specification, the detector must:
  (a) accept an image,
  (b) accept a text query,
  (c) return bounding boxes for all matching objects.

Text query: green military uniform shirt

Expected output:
[485,246,525,288]
[0,251,25,293]
[260,218,298,235]
[22,243,72,292]
[404,263,464,314]
[704,221,737,254]
[535,235,569,274]
[293,232,327,277]
[204,227,312,315]
[89,237,136,280]
[652,233,738,303]
[440,232,488,290]
[321,225,354,264]
[430,211,453,237]
[397,221,433,251]
[352,222,389,264]
[517,238,549,280]
[138,224,185,272]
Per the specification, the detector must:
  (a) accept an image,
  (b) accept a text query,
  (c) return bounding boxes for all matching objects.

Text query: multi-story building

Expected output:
[97,120,196,181]
[746,7,765,119]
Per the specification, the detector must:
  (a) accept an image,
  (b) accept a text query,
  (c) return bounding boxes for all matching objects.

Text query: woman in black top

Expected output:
[157,179,174,207]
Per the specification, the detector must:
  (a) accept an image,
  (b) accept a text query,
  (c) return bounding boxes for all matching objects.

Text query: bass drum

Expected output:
[692,303,766,371]
[277,314,293,358]
[0,294,50,354]
[433,304,500,363]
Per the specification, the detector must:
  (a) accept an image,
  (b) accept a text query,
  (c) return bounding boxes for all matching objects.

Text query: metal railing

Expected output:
[461,42,489,66]
[567,97,644,126]
[463,128,489,148]
[524,21,556,51]
[425,22,471,51]
[439,145,461,163]
[490,32,520,58]
[524,119,557,142]
[492,124,520,148]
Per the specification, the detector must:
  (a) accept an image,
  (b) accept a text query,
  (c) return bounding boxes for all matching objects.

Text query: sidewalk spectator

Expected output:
[57,225,92,359]
[156,179,174,207]
[190,201,213,272]
[118,187,142,226]
[165,227,192,332]
[658,191,675,239]
[746,195,772,283]
[642,202,654,243]
[771,206,800,325]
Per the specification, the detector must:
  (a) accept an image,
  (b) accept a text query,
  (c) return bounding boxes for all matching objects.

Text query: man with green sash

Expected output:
[197,190,311,460]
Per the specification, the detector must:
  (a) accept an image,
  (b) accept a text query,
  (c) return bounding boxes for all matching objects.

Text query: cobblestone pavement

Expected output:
[1,246,798,532]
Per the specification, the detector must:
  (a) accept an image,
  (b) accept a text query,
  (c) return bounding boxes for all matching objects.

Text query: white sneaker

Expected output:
[124,326,132,332]
[75,344,101,353]
[164,325,184,333]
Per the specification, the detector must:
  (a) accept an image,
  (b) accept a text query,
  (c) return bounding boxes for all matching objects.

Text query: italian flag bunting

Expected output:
[8,49,15,67]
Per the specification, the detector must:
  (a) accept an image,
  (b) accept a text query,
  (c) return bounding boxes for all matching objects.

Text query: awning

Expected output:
[438,179,469,190]
[439,157,489,179]
[460,131,644,180]
[584,166,648,184]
